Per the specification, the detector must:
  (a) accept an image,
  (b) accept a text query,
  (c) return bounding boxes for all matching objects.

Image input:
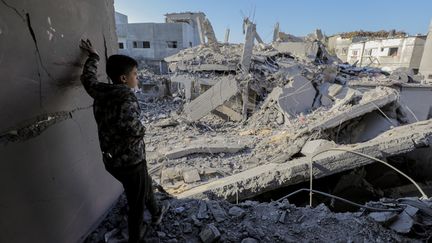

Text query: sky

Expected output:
[114,0,432,43]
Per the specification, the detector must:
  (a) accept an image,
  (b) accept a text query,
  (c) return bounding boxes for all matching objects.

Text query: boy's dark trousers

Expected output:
[106,160,159,243]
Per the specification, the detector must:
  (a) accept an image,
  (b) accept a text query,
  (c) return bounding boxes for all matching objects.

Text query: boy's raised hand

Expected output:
[80,39,98,55]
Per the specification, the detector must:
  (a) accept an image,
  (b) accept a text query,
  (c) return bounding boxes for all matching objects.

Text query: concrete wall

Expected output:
[419,20,432,82]
[0,1,122,243]
[117,22,191,61]
[165,12,205,46]
[115,11,128,25]
[327,35,352,62]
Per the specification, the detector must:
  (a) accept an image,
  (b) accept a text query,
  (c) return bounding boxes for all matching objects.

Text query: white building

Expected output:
[346,36,426,73]
[115,12,204,73]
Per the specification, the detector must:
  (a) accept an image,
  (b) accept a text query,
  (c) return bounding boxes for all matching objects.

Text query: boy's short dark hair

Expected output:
[106,55,138,84]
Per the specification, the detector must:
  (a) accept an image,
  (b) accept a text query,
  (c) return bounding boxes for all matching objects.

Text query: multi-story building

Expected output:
[115,11,205,73]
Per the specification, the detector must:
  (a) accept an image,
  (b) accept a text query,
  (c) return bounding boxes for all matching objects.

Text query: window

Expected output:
[118,42,124,49]
[428,74,432,79]
[389,47,398,57]
[189,42,192,47]
[133,41,151,49]
[341,48,348,55]
[143,41,150,48]
[167,41,178,48]
[364,49,372,56]
[352,50,358,56]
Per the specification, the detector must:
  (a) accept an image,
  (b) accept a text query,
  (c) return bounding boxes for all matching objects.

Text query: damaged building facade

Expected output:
[115,11,205,73]
[328,27,432,77]
[346,35,426,73]
[2,1,432,241]
[83,16,432,241]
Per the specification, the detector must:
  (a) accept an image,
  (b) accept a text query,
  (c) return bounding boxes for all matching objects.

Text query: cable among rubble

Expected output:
[308,148,429,207]
[276,188,403,212]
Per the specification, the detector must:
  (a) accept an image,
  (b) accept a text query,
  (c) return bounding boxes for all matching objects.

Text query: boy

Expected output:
[79,39,168,243]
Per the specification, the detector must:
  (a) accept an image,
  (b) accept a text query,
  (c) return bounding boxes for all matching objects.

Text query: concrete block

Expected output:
[228,206,246,217]
[301,139,336,156]
[277,75,316,117]
[176,119,432,202]
[184,78,239,121]
[309,88,398,132]
[162,142,246,160]
[183,169,201,183]
[207,201,227,223]
[212,105,243,122]
[389,205,419,233]
[199,224,221,243]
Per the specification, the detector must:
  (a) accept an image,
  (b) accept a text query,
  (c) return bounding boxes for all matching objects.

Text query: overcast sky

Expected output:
[114,0,432,43]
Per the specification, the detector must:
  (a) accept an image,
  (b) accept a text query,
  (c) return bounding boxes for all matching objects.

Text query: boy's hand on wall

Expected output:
[80,39,98,55]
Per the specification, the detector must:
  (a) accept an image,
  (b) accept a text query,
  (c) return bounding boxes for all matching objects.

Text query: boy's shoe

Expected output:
[151,201,170,225]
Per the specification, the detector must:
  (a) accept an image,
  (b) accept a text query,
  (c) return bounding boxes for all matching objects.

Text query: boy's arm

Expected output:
[119,96,146,138]
[80,53,101,99]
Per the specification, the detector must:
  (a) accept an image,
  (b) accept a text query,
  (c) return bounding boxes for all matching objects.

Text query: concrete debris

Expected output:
[183,77,239,121]
[87,16,432,242]
[277,75,316,117]
[86,194,418,242]
[183,169,201,183]
[301,139,336,156]
[367,197,432,234]
[207,201,228,223]
[199,223,221,243]
[176,119,432,201]
[159,138,247,160]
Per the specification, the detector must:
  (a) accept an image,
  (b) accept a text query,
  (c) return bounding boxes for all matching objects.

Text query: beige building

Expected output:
[346,36,426,73]
[419,20,432,82]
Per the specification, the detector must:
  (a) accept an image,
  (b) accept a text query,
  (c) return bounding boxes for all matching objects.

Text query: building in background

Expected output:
[346,36,426,73]
[328,28,430,74]
[115,11,205,73]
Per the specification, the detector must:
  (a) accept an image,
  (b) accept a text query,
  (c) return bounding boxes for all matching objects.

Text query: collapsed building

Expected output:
[1,0,432,241]
[88,17,432,242]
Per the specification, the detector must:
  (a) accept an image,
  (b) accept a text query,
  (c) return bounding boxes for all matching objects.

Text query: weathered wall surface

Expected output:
[419,20,432,82]
[0,1,122,243]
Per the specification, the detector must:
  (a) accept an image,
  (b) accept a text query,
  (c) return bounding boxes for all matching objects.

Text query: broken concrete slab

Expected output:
[183,78,239,121]
[207,201,228,223]
[350,111,398,143]
[306,87,398,133]
[161,142,246,160]
[212,105,243,122]
[277,75,316,117]
[183,169,201,183]
[389,205,419,233]
[199,224,221,243]
[272,42,319,61]
[176,119,432,201]
[368,211,399,224]
[301,139,336,156]
[228,206,246,218]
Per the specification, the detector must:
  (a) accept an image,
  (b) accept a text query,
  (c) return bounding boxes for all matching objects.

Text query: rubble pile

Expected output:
[86,193,427,243]
[88,19,432,242]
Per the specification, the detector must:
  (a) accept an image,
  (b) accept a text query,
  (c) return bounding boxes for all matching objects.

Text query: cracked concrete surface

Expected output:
[0,1,122,243]
[176,119,432,201]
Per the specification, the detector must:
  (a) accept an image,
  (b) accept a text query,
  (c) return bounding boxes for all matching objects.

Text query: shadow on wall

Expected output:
[0,0,123,243]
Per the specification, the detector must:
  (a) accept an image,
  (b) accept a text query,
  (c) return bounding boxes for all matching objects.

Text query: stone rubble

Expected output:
[87,18,432,242]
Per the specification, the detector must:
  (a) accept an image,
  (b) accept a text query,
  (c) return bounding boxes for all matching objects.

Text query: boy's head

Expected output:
[106,55,138,88]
